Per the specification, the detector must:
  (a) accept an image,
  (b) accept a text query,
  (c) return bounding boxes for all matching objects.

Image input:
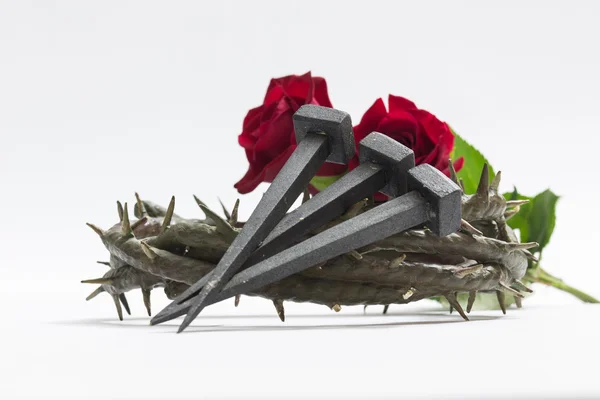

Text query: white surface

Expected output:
[1,1,600,399]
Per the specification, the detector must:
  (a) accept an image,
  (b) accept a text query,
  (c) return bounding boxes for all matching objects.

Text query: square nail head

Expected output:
[293,105,355,165]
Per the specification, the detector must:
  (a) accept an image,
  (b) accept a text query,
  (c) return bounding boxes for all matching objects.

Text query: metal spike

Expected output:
[96,261,111,266]
[454,263,483,278]
[467,291,477,313]
[142,288,152,316]
[218,198,231,220]
[506,199,529,207]
[161,196,175,233]
[512,280,533,293]
[134,192,148,218]
[234,295,241,307]
[444,292,469,321]
[230,199,240,226]
[461,219,483,235]
[117,201,124,222]
[382,305,389,314]
[490,171,502,191]
[119,293,131,315]
[514,296,522,308]
[86,223,105,238]
[112,295,123,321]
[131,216,148,231]
[194,195,236,241]
[86,286,105,301]
[81,278,113,285]
[499,281,525,298]
[140,241,158,260]
[496,290,506,314]
[121,203,132,236]
[448,159,459,185]
[476,163,489,202]
[273,299,285,322]
[302,187,310,204]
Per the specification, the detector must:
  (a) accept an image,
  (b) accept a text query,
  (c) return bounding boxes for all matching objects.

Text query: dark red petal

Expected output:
[353,98,388,144]
[234,146,297,194]
[311,76,333,108]
[316,161,347,177]
[388,95,417,112]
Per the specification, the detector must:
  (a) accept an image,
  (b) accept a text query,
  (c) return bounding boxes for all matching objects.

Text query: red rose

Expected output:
[349,95,464,200]
[234,72,346,194]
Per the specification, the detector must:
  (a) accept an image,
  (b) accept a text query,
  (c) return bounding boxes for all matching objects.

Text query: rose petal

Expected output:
[388,95,417,112]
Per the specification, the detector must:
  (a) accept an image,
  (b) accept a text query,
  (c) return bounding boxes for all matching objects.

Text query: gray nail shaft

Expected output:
[151,190,429,326]
[173,133,330,306]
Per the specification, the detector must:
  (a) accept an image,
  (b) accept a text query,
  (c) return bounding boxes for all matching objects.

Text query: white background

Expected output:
[1,1,599,399]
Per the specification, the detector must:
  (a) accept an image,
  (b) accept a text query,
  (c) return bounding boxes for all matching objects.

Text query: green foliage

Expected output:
[504,188,559,253]
[450,128,495,194]
[310,173,344,192]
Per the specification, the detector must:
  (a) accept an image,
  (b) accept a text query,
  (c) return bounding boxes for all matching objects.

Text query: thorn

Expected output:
[461,219,483,235]
[476,163,490,202]
[523,250,539,262]
[496,290,507,314]
[348,249,363,260]
[302,187,310,204]
[86,223,105,238]
[504,207,520,220]
[512,280,533,293]
[112,295,123,321]
[161,196,175,233]
[332,304,342,312]
[86,286,105,301]
[121,203,132,236]
[273,299,285,322]
[388,254,406,268]
[382,305,389,314]
[119,293,131,315]
[218,198,231,220]
[96,261,111,266]
[490,171,502,191]
[499,281,525,298]
[140,241,158,260]
[142,288,151,316]
[454,263,483,278]
[81,277,113,285]
[135,192,147,218]
[448,159,459,185]
[117,201,124,222]
[194,195,236,240]
[459,179,466,192]
[507,242,538,251]
[444,292,469,321]
[234,295,241,307]
[514,296,523,308]
[131,216,148,231]
[467,291,477,313]
[230,199,240,226]
[449,303,453,314]
[506,199,530,207]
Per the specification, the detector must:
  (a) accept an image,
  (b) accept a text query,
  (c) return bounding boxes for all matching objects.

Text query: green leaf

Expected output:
[503,188,559,253]
[450,128,495,194]
[309,173,345,192]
